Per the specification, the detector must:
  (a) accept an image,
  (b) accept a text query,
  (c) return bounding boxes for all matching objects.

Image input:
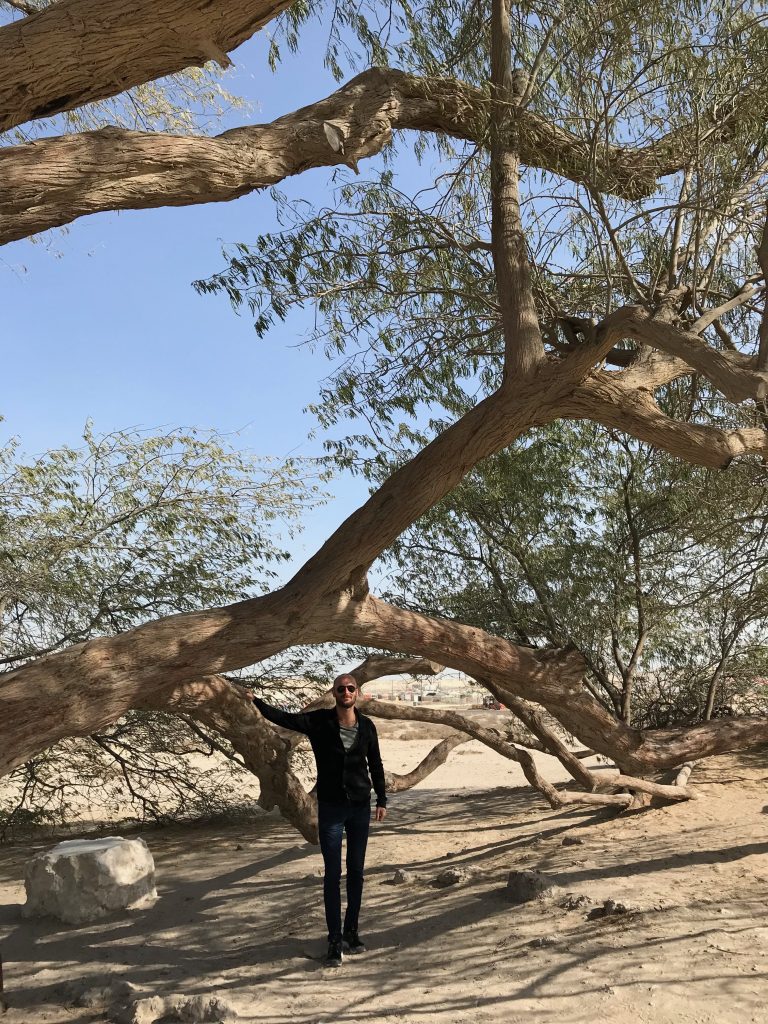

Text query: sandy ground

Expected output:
[1,719,768,1024]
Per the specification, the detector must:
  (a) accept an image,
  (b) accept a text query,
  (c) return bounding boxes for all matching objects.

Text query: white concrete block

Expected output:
[23,836,157,924]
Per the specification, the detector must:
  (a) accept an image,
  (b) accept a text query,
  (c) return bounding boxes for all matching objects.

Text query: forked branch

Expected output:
[564,371,768,469]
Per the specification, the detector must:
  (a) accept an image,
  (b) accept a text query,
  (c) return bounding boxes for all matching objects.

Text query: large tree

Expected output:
[3,0,768,830]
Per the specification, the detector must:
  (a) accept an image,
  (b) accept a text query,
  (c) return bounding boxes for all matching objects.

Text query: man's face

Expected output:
[334,676,358,709]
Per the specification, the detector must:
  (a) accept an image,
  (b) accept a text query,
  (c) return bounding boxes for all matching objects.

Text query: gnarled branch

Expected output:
[564,370,768,470]
[385,733,469,792]
[6,66,768,246]
[350,655,443,685]
[619,305,768,405]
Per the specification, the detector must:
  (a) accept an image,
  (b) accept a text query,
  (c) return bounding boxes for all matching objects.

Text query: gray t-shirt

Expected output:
[339,723,358,751]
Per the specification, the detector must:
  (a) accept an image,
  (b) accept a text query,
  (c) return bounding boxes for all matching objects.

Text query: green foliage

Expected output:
[197,0,768,460]
[194,173,499,432]
[0,423,320,665]
[382,419,768,726]
[0,424,327,833]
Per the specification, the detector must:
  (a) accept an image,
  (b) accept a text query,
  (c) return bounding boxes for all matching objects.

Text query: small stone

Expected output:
[433,867,472,887]
[561,836,585,847]
[560,893,593,911]
[529,935,558,948]
[505,869,557,904]
[117,995,167,1024]
[178,994,238,1022]
[587,898,631,920]
[392,868,415,884]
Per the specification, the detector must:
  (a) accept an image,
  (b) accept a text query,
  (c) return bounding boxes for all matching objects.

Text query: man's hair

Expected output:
[333,673,358,689]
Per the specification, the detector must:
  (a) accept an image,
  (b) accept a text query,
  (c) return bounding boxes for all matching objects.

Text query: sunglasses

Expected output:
[335,684,357,693]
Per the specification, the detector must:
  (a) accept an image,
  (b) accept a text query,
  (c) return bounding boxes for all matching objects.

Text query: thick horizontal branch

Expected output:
[1,66,747,245]
[343,593,768,774]
[564,370,768,469]
[620,305,768,404]
[350,655,443,685]
[0,0,290,133]
[0,586,313,775]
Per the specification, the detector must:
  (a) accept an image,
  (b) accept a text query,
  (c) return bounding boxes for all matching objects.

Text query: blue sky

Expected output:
[1,18,421,576]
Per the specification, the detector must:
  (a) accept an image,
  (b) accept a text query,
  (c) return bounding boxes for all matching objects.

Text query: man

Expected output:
[252,673,387,968]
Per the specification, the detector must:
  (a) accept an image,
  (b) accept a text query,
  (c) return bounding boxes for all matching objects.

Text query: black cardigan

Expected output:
[252,697,387,807]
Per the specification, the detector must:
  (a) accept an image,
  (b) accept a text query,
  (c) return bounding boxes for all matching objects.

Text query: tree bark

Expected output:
[7,69,768,246]
[0,0,291,132]
[490,0,544,380]
[150,675,320,842]
[384,734,469,792]
[564,371,768,469]
[350,655,443,686]
[341,594,768,775]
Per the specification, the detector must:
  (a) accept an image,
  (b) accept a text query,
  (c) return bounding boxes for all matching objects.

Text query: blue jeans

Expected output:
[317,800,370,942]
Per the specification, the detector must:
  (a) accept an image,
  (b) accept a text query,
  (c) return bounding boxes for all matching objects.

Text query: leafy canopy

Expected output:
[199,0,768,460]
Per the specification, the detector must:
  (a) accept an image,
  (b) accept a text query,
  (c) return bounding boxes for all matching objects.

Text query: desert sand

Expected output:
[1,715,767,1023]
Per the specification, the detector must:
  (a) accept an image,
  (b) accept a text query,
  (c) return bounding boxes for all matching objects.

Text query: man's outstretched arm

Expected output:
[252,694,313,735]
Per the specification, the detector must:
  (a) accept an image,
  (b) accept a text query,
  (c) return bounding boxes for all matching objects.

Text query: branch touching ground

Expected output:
[385,734,470,793]
[483,678,597,790]
[140,674,319,843]
[605,773,696,802]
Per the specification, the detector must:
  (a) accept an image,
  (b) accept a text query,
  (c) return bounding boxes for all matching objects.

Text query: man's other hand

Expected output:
[374,806,387,822]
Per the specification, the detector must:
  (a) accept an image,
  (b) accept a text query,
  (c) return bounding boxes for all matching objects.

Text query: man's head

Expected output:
[333,673,359,709]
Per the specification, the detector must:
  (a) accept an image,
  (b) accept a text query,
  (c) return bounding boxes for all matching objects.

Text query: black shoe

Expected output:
[324,939,343,967]
[342,929,367,954]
